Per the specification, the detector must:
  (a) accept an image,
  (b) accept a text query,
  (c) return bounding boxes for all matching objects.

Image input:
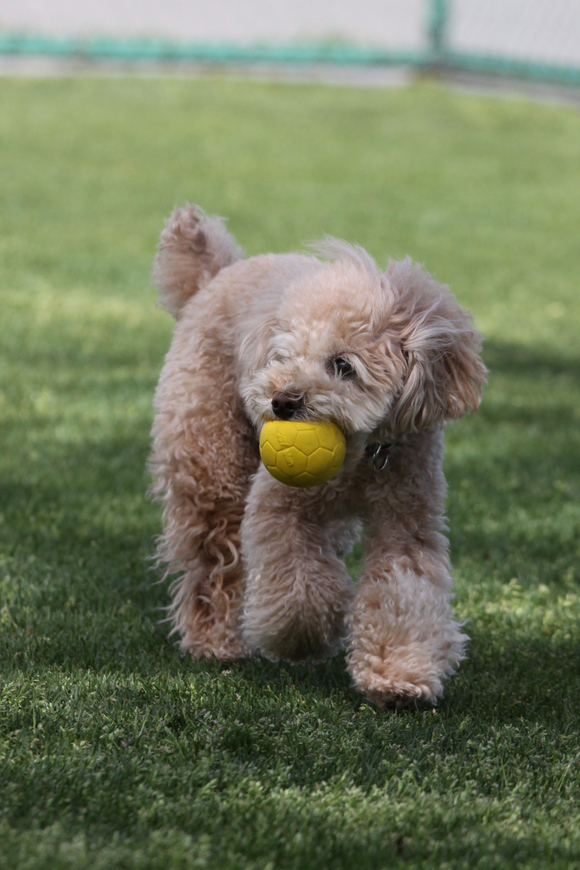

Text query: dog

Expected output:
[149,204,487,707]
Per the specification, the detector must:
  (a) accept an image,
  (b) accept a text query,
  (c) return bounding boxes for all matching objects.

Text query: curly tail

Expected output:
[153,204,244,318]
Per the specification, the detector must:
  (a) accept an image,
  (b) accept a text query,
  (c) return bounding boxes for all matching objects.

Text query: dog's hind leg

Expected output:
[150,319,259,660]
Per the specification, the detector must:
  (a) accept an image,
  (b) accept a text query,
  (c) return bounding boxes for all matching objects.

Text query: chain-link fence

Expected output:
[0,0,579,86]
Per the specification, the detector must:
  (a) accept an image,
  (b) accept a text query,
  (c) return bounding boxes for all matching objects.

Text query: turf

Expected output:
[0,76,579,869]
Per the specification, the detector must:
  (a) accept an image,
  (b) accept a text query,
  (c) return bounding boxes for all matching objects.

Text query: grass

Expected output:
[0,75,579,868]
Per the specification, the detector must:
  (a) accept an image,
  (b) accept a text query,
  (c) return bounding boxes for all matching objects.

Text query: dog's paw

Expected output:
[346,569,467,709]
[180,633,250,661]
[351,660,442,708]
[347,639,451,708]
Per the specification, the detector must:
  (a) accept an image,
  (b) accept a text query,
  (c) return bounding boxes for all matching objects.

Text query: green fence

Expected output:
[1,0,579,88]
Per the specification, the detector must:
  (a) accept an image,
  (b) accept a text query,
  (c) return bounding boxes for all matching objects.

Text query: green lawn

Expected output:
[0,76,579,869]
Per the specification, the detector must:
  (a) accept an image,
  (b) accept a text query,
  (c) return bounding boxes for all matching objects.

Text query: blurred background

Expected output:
[1,0,580,91]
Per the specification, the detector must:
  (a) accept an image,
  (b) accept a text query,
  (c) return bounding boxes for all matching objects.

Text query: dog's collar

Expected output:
[364,441,397,471]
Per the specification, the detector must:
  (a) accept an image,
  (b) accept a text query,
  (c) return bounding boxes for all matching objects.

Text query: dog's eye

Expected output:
[328,356,356,380]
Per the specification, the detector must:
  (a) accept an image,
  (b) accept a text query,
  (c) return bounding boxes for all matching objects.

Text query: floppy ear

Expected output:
[387,258,487,435]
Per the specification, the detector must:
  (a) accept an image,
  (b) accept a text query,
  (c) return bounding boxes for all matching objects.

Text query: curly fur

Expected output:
[149,203,487,706]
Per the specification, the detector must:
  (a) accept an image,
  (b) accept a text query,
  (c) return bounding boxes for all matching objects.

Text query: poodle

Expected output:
[149,204,487,707]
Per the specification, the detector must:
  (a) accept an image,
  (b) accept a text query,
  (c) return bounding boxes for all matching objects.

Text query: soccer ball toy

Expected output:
[259,420,346,487]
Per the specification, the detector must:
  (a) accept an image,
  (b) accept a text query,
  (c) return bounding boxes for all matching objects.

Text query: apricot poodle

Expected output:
[149,204,486,707]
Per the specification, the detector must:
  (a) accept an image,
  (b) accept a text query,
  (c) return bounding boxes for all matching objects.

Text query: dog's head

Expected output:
[240,241,487,442]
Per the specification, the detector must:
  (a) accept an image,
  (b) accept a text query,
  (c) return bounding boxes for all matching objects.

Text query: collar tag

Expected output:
[367,442,392,471]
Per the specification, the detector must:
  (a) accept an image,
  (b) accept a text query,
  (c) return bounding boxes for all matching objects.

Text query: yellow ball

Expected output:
[259,420,346,487]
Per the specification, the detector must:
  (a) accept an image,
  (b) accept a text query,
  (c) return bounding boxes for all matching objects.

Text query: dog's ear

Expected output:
[387,258,487,434]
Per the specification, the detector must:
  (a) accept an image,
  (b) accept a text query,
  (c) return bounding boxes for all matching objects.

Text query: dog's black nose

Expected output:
[271,393,303,420]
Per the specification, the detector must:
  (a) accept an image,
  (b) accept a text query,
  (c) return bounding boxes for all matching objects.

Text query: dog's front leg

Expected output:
[241,468,354,662]
[346,517,467,708]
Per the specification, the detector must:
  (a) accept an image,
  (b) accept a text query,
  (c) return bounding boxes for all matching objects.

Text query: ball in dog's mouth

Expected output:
[259,420,346,487]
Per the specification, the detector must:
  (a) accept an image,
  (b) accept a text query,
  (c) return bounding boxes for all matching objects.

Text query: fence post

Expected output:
[427,0,450,65]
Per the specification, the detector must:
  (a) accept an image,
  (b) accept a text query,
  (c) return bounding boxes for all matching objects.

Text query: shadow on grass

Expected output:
[482,338,580,381]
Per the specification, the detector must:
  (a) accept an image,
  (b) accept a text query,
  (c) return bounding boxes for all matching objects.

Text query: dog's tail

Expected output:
[153,204,244,318]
